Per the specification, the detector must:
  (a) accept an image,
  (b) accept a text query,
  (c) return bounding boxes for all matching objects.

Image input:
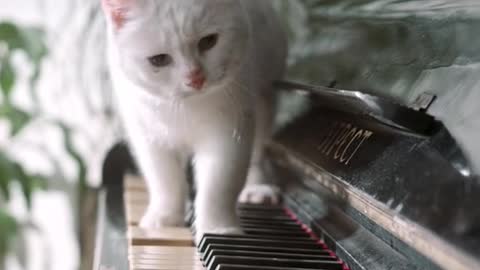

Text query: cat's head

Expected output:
[102,0,250,99]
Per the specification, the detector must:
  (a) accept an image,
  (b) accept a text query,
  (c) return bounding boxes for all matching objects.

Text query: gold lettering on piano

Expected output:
[317,121,373,165]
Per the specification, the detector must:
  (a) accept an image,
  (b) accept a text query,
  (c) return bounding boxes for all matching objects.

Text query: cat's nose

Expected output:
[186,69,206,90]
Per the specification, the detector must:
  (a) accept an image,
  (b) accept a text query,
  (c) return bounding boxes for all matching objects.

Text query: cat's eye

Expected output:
[198,34,219,52]
[148,54,172,67]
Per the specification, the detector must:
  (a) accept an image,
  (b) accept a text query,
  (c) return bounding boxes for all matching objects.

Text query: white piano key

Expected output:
[128,226,194,246]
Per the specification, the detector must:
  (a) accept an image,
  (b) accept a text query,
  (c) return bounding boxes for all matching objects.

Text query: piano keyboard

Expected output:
[124,175,349,270]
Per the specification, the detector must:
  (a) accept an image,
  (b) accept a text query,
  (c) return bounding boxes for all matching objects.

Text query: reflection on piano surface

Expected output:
[94,81,480,270]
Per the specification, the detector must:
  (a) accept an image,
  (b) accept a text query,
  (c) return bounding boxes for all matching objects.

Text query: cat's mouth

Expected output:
[178,81,215,98]
[173,87,209,99]
[169,76,226,100]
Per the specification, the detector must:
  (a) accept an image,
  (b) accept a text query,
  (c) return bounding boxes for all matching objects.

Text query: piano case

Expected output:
[94,81,480,270]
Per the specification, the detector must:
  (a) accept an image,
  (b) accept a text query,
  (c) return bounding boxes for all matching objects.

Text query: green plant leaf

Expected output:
[12,164,33,208]
[8,107,31,136]
[0,22,48,107]
[0,57,15,98]
[0,209,18,262]
[0,152,14,201]
[0,151,47,208]
[57,123,87,189]
[12,165,48,209]
[19,27,47,65]
[0,22,48,262]
[31,174,48,190]
[0,105,32,137]
[0,22,23,50]
[0,23,47,62]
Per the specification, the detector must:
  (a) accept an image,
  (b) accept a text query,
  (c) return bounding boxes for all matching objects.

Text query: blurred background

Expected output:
[1,1,117,270]
[0,1,479,270]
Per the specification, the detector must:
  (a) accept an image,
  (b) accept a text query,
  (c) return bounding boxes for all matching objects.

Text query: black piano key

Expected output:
[238,213,288,219]
[215,264,332,270]
[237,204,285,211]
[239,215,293,221]
[199,236,320,254]
[191,207,289,223]
[194,205,345,270]
[240,223,306,231]
[199,234,316,250]
[238,206,285,211]
[192,211,292,224]
[193,217,298,230]
[193,219,299,228]
[194,225,308,241]
[198,234,316,251]
[201,244,331,261]
[237,209,286,215]
[205,249,336,266]
[240,219,301,225]
[238,215,298,221]
[237,207,286,212]
[239,219,299,227]
[194,227,308,238]
[242,228,311,238]
[238,210,287,215]
[208,255,344,270]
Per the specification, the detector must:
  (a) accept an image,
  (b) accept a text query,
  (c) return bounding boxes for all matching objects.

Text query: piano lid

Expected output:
[275,80,436,135]
[270,81,480,269]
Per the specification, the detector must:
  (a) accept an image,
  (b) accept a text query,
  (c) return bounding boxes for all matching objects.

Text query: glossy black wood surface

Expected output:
[270,84,480,269]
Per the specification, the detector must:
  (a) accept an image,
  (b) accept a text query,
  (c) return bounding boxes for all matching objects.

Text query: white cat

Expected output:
[102,0,287,241]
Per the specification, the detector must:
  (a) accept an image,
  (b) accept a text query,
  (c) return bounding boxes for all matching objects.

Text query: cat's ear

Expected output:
[101,0,136,30]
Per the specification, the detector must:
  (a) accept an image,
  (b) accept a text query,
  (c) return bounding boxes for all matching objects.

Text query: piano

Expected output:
[92,79,480,270]
[91,2,480,269]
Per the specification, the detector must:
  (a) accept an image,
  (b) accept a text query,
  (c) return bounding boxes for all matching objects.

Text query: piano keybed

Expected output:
[123,175,349,270]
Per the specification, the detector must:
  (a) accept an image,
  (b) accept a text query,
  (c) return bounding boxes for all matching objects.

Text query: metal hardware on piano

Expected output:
[92,79,480,270]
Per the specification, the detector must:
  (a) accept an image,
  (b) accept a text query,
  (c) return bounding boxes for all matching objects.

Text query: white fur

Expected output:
[103,0,287,241]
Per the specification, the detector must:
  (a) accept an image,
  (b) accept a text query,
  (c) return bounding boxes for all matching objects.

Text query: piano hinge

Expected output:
[410,92,437,112]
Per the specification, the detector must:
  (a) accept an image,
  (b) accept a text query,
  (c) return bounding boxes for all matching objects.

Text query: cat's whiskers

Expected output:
[176,98,186,131]
[231,79,255,98]
[223,84,250,142]
[222,88,239,139]
[167,97,185,132]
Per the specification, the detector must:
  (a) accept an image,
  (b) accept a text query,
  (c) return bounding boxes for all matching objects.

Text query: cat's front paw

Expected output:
[238,184,281,205]
[139,207,185,229]
[195,226,243,245]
